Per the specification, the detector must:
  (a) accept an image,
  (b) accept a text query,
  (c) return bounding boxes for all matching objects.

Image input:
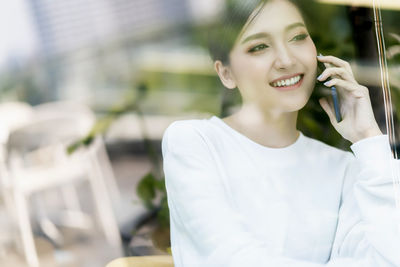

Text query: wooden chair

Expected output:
[106,255,174,267]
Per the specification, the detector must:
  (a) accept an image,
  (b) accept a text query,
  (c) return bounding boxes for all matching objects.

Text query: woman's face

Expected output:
[228,0,317,115]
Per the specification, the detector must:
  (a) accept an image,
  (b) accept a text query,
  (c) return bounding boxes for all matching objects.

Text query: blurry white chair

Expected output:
[0,101,34,133]
[33,101,121,205]
[4,103,122,266]
[0,102,34,257]
[0,101,34,163]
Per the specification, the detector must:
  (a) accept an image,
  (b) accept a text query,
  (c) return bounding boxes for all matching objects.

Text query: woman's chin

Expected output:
[279,94,312,112]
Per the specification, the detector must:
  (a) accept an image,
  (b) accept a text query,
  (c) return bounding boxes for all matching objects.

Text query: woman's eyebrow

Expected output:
[241,22,306,44]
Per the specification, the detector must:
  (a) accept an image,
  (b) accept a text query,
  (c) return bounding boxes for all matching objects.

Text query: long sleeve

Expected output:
[328,134,400,266]
[163,121,400,266]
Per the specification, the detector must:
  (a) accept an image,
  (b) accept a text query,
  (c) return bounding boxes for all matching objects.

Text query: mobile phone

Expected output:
[317,55,342,123]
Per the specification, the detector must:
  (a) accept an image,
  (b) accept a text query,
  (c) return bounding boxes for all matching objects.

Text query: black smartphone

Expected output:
[317,56,342,123]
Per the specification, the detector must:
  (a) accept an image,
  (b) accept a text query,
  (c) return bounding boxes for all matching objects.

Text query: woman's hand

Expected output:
[316,55,382,144]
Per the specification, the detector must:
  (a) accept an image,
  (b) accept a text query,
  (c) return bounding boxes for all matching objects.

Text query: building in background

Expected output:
[15,0,223,105]
[0,0,37,70]
[27,0,194,57]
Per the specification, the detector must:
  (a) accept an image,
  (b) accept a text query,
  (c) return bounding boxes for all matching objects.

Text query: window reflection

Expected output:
[0,0,400,266]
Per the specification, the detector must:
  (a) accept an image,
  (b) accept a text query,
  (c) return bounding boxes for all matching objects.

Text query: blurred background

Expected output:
[0,0,399,266]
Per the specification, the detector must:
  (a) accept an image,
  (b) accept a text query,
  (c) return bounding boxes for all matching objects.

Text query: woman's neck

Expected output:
[222,104,299,148]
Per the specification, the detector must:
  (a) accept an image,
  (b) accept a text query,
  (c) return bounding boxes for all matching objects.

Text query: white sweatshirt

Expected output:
[161,116,400,267]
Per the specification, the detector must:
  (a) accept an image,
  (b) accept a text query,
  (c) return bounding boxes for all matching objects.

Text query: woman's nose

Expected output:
[273,46,295,69]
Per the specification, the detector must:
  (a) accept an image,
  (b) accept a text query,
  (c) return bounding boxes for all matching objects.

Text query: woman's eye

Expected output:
[291,33,309,42]
[248,44,269,53]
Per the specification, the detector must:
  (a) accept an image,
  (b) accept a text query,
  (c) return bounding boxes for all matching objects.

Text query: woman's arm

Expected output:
[329,134,400,266]
[317,55,400,265]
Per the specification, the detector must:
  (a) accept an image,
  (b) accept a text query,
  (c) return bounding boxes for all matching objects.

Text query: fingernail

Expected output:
[317,74,323,81]
[324,81,331,86]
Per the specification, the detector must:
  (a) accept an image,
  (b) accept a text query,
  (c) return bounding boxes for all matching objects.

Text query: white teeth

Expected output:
[272,75,302,87]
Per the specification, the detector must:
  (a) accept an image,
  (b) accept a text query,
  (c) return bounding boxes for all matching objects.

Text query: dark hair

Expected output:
[207,0,311,64]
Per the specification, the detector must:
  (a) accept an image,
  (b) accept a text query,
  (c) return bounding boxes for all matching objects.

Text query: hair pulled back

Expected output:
[207,0,309,64]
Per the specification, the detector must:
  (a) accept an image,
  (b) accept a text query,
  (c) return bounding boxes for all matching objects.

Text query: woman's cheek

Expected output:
[231,57,259,82]
[236,56,268,77]
[295,44,317,79]
[304,41,317,65]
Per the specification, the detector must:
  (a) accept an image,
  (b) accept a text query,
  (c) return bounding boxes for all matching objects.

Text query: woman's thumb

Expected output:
[319,97,336,124]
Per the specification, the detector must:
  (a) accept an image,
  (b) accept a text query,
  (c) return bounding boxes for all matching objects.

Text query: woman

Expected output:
[162,0,400,266]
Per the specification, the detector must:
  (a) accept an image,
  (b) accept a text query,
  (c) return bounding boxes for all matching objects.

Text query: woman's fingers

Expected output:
[319,97,337,125]
[317,54,368,98]
[317,67,356,83]
[317,55,382,143]
[323,78,369,98]
[317,55,353,75]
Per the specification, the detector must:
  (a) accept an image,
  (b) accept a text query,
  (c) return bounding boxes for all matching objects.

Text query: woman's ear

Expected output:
[214,60,237,89]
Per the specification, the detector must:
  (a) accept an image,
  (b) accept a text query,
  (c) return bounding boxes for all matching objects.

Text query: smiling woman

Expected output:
[161,0,400,266]
[215,0,317,127]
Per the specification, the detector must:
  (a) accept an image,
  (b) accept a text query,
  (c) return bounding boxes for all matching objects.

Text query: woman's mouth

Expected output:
[270,74,304,91]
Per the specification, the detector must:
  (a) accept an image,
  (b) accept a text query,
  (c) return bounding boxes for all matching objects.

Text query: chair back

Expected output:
[6,114,93,174]
[0,101,34,145]
[33,101,96,135]
[0,101,34,187]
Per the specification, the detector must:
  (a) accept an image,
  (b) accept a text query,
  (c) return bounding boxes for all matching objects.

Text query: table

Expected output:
[106,255,174,267]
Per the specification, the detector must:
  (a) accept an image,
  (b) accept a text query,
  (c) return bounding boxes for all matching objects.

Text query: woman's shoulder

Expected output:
[163,117,214,139]
[162,117,216,154]
[302,134,354,162]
